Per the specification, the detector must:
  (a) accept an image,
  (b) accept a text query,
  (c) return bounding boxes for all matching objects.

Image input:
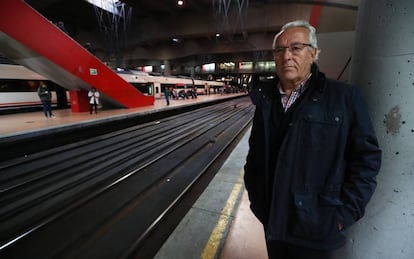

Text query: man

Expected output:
[164,86,171,106]
[85,42,95,55]
[37,82,54,118]
[244,20,381,259]
[56,21,69,35]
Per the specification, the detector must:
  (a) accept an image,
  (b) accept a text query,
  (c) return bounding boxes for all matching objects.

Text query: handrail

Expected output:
[337,56,352,81]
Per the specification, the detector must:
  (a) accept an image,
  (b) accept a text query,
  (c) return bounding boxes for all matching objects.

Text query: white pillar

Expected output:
[335,1,414,258]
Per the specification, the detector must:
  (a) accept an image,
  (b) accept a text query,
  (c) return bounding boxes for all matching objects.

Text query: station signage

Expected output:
[89,68,98,75]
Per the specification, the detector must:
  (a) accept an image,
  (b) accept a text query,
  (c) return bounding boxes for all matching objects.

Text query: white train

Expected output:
[0,64,225,111]
[0,64,58,109]
[116,69,225,98]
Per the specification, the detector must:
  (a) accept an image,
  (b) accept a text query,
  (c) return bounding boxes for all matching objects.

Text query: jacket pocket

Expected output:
[302,112,343,149]
[290,193,342,241]
[304,112,343,125]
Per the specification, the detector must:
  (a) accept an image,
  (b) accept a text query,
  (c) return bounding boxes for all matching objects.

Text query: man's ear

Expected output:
[311,47,318,61]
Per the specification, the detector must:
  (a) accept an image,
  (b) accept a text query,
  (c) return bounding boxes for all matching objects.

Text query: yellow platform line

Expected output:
[201,170,245,259]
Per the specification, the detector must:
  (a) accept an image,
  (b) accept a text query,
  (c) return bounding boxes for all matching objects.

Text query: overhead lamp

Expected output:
[177,0,184,6]
[85,0,120,15]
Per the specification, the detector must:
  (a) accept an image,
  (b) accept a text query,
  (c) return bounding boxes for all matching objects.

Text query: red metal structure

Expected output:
[0,0,154,112]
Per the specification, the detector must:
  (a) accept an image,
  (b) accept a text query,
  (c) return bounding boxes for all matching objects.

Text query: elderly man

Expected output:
[244,20,381,259]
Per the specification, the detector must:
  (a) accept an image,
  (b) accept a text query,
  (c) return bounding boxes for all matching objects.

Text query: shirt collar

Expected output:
[278,73,312,95]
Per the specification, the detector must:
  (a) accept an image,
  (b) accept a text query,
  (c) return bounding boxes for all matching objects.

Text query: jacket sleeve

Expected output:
[243,107,269,224]
[337,86,382,228]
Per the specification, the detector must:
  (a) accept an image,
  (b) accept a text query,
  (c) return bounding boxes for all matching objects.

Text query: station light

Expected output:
[143,66,153,72]
[85,0,121,15]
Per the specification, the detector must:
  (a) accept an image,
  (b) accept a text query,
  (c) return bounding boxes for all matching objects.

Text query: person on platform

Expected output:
[243,20,382,259]
[205,82,210,96]
[37,82,54,118]
[88,87,100,114]
[193,86,198,99]
[164,86,171,106]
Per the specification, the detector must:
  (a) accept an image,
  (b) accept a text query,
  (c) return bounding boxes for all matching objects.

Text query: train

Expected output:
[0,64,226,112]
[116,69,225,97]
[0,64,55,110]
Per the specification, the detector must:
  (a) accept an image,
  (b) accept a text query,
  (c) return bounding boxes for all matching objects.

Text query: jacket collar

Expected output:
[309,62,326,93]
[249,63,326,105]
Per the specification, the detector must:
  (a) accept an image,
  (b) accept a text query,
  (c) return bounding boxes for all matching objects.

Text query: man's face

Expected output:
[274,27,317,87]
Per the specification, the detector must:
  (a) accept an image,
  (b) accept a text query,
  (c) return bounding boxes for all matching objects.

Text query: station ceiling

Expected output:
[23,0,360,68]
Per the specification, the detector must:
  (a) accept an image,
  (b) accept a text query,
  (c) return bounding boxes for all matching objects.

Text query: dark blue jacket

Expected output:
[244,64,381,250]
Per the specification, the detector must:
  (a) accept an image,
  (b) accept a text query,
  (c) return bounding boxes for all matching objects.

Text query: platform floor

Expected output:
[0,93,268,259]
[220,190,267,259]
[0,93,241,137]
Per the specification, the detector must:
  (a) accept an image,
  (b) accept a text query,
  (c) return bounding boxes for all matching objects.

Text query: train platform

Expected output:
[0,93,243,138]
[155,126,268,259]
[0,92,268,258]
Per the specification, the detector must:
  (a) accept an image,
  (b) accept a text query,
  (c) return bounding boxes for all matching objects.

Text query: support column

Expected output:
[163,60,171,76]
[190,66,195,78]
[152,64,162,74]
[335,1,414,258]
[69,90,89,112]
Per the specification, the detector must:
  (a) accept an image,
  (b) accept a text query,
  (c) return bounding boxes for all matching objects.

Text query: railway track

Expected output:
[0,97,254,258]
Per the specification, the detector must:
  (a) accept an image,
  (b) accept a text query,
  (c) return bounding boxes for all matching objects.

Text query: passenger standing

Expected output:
[205,83,210,96]
[56,21,69,35]
[37,82,54,118]
[164,87,171,106]
[243,20,382,259]
[88,87,100,114]
[84,42,95,56]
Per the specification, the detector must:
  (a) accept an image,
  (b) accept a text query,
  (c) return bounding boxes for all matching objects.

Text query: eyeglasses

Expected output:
[273,43,313,57]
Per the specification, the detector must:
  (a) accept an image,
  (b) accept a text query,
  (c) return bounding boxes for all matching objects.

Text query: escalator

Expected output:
[0,0,154,111]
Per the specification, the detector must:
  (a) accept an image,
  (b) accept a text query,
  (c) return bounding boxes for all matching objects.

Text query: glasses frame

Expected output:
[273,42,314,57]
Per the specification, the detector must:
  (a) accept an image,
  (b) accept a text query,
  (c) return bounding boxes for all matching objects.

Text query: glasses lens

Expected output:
[274,43,312,56]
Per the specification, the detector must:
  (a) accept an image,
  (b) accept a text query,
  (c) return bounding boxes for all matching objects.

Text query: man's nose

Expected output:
[281,48,293,59]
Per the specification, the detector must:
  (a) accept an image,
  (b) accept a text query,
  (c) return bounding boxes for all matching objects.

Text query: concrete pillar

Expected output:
[163,60,171,76]
[190,66,195,78]
[153,64,162,74]
[115,52,125,68]
[334,1,414,258]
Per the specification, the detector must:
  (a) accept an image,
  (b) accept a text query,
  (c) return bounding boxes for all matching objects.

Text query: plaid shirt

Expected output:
[278,73,312,112]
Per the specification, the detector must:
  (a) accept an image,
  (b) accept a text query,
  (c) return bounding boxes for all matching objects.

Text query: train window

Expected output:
[0,79,47,92]
[130,82,153,95]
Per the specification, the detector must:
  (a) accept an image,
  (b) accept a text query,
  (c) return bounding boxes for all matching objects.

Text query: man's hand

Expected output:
[338,222,344,231]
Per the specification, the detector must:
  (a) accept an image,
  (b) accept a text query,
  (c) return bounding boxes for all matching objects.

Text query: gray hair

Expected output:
[272,20,320,60]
